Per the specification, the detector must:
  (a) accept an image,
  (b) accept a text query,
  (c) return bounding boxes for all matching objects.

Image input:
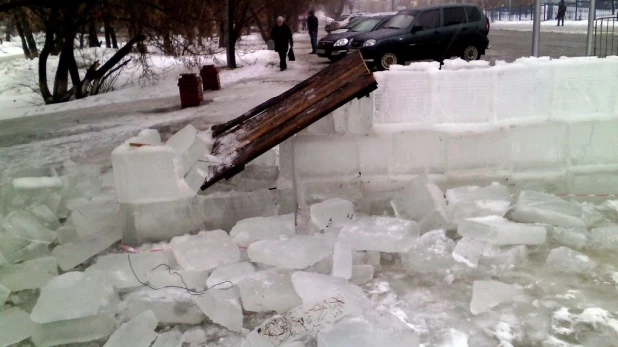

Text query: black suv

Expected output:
[350,5,490,70]
[318,15,394,61]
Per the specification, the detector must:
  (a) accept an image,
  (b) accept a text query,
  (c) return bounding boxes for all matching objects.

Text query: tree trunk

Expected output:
[14,14,31,59]
[19,11,38,58]
[163,32,173,55]
[52,25,63,56]
[109,26,118,48]
[218,21,225,48]
[39,13,57,104]
[335,0,346,18]
[5,17,12,42]
[104,18,112,48]
[226,0,237,68]
[79,25,85,49]
[88,20,100,47]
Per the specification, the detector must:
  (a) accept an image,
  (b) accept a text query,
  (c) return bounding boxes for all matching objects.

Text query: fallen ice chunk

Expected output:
[332,241,353,279]
[0,282,9,306]
[247,235,332,269]
[238,269,301,313]
[317,316,420,347]
[56,225,78,244]
[452,237,488,268]
[31,313,115,347]
[0,256,58,291]
[338,216,419,253]
[145,268,209,292]
[447,183,512,226]
[68,196,122,238]
[87,251,176,290]
[128,129,162,146]
[0,235,31,265]
[588,224,618,250]
[510,191,585,228]
[0,307,35,347]
[351,265,374,285]
[552,226,588,249]
[310,198,355,230]
[291,271,371,314]
[207,262,255,288]
[27,204,60,230]
[230,214,295,247]
[470,280,523,315]
[478,245,528,271]
[402,230,456,274]
[2,209,56,244]
[52,228,122,271]
[12,176,63,191]
[103,310,158,347]
[391,176,449,232]
[458,216,547,245]
[152,331,183,347]
[196,286,243,332]
[545,246,597,274]
[185,161,210,192]
[171,230,240,271]
[125,287,205,324]
[166,124,205,175]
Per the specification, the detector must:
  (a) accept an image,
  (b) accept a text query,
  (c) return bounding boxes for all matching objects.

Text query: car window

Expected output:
[349,18,384,32]
[443,7,467,26]
[415,10,440,30]
[382,13,417,29]
[465,7,482,22]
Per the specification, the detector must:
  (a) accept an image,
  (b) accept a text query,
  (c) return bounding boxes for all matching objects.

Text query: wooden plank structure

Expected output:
[201,51,377,191]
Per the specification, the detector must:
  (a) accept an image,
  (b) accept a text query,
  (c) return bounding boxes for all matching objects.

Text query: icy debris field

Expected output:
[3,126,618,347]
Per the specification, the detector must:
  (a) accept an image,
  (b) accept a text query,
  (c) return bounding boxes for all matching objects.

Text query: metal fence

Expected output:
[487,1,617,21]
[594,15,618,56]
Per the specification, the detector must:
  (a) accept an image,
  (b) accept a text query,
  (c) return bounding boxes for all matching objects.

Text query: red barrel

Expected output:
[200,65,221,91]
[178,73,204,109]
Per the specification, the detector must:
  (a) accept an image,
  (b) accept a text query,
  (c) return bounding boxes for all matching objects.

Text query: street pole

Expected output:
[226,0,237,68]
[586,0,596,55]
[392,0,395,11]
[532,0,541,56]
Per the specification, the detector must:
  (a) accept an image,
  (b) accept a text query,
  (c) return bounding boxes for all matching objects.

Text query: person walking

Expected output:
[301,17,307,31]
[307,10,319,54]
[271,16,294,71]
[557,0,567,26]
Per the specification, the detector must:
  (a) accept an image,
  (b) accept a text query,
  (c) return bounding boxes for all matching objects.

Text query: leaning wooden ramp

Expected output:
[201,51,377,191]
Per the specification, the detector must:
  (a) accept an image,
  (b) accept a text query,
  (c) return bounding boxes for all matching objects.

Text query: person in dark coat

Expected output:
[301,17,307,31]
[557,0,567,26]
[271,16,293,71]
[307,10,319,54]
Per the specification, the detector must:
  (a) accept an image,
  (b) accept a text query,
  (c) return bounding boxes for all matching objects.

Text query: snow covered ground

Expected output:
[493,20,592,34]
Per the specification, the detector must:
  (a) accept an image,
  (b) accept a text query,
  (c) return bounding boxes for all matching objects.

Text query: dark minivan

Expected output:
[350,5,490,70]
[318,15,394,61]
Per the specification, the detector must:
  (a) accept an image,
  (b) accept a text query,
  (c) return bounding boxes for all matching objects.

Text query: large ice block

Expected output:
[12,176,63,191]
[0,282,9,306]
[470,280,523,315]
[545,246,596,274]
[317,316,420,347]
[0,256,58,291]
[171,230,240,271]
[125,287,205,324]
[291,271,371,314]
[152,331,183,347]
[552,226,588,250]
[166,125,208,175]
[196,286,243,332]
[111,141,194,204]
[185,160,210,193]
[350,265,374,285]
[0,307,35,346]
[52,228,122,271]
[206,262,255,288]
[31,313,115,347]
[27,204,60,230]
[452,237,488,268]
[126,128,162,146]
[332,241,352,279]
[2,209,56,244]
[402,230,456,274]
[390,176,449,232]
[588,224,618,250]
[103,310,158,347]
[67,196,122,238]
[87,251,176,290]
[510,191,585,228]
[478,245,528,271]
[238,269,301,313]
[0,235,31,265]
[338,216,419,253]
[247,235,332,269]
[145,268,209,292]
[458,216,547,246]
[310,198,355,230]
[230,214,295,247]
[56,225,78,244]
[446,183,512,225]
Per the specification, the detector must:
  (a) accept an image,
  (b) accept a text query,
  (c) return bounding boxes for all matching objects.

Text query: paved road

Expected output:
[485,29,588,62]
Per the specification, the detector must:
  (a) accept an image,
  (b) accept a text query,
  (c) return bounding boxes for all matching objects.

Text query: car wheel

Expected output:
[378,52,398,70]
[461,45,480,61]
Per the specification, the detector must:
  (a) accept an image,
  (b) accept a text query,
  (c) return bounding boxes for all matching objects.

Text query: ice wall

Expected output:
[292,57,618,209]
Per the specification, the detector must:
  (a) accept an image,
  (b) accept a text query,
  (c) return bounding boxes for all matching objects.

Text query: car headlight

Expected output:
[334,38,349,47]
[363,39,377,47]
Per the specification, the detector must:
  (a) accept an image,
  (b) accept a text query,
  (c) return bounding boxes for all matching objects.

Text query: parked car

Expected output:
[325,13,366,33]
[318,15,395,61]
[329,12,397,34]
[349,5,490,70]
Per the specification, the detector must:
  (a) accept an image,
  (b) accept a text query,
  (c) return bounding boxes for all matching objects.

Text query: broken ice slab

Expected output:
[206,262,255,288]
[171,230,240,271]
[353,250,381,267]
[0,282,9,306]
[0,235,31,265]
[27,204,60,230]
[185,160,210,193]
[31,313,115,347]
[128,129,162,146]
[86,251,176,290]
[152,331,183,347]
[452,237,489,268]
[588,224,618,250]
[317,316,420,347]
[402,230,456,275]
[458,216,547,246]
[332,241,352,279]
[125,287,205,324]
[52,228,122,271]
[0,307,35,347]
[12,176,63,191]
[196,286,243,332]
[510,191,585,228]
[337,216,420,253]
[247,235,332,270]
[470,280,523,315]
[552,226,588,249]
[103,310,158,347]
[446,183,512,225]
[145,268,209,292]
[545,246,597,274]
[67,196,122,238]
[230,214,295,247]
[390,176,449,232]
[2,209,56,244]
[238,269,302,313]
[55,225,79,244]
[0,256,58,291]
[310,198,355,230]
[166,124,201,174]
[31,270,117,324]
[351,265,374,285]
[478,245,528,271]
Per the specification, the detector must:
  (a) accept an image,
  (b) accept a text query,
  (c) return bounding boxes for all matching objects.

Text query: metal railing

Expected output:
[594,15,618,56]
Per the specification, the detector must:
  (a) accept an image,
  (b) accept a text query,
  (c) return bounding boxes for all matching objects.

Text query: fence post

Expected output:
[575,0,578,20]
[533,0,542,56]
[586,0,596,55]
